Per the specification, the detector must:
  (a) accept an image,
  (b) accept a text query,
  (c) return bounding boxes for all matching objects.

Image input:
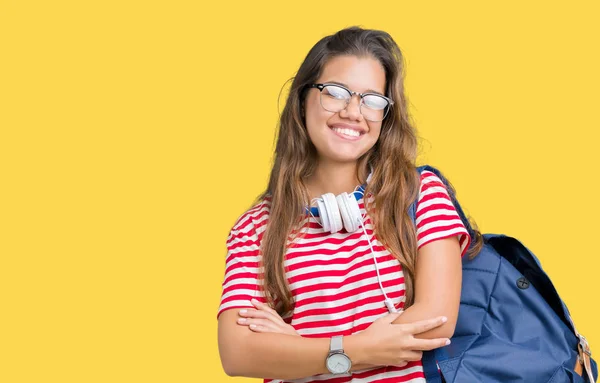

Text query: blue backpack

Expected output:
[411,165,597,383]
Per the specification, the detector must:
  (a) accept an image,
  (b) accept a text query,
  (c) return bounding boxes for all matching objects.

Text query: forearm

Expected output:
[220,330,373,380]
[221,331,328,379]
[392,303,457,339]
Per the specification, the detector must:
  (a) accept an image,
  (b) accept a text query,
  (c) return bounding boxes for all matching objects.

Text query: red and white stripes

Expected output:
[218,171,470,383]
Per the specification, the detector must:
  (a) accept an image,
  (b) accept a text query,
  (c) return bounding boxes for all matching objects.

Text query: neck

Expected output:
[305,160,366,200]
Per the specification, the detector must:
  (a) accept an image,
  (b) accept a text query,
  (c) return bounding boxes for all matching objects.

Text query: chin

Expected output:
[315,140,375,163]
[323,152,367,163]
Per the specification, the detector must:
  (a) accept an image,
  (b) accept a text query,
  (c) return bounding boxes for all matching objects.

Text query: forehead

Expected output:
[317,55,386,94]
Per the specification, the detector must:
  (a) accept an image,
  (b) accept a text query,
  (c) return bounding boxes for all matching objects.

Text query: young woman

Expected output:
[217,26,483,383]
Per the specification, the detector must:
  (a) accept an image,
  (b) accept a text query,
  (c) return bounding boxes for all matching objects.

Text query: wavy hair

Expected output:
[253,26,483,315]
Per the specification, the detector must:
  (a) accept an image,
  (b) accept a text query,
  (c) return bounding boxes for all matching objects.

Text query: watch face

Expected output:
[327,353,351,374]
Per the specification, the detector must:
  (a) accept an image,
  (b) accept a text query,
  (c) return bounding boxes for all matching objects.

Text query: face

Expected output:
[303,55,387,165]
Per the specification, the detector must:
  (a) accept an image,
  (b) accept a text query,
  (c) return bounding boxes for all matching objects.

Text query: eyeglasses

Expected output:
[307,83,394,122]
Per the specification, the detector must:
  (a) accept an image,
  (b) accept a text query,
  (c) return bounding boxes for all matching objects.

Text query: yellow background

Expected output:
[1,1,598,382]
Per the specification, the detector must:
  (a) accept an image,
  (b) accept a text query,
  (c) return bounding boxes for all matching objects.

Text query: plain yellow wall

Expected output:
[1,1,598,382]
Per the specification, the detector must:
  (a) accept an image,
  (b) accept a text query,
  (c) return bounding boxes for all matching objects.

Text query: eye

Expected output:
[363,95,389,110]
[323,85,350,100]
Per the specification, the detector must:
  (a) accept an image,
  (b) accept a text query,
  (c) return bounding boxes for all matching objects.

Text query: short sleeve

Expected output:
[415,170,472,257]
[217,212,263,319]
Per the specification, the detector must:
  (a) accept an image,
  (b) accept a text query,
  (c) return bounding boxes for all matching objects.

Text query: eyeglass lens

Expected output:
[320,85,389,122]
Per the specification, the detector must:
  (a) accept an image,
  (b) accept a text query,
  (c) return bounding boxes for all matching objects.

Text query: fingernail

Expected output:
[445,339,451,345]
[239,309,247,314]
[249,324,257,329]
[251,299,259,304]
[441,316,448,323]
[237,318,246,323]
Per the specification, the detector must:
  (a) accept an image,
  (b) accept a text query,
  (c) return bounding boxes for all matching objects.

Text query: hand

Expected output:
[351,312,450,368]
[236,299,300,336]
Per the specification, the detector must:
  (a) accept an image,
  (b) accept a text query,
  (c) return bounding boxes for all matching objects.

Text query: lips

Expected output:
[328,123,366,135]
[328,123,366,141]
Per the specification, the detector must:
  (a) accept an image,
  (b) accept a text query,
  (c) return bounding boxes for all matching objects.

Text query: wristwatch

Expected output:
[325,335,352,375]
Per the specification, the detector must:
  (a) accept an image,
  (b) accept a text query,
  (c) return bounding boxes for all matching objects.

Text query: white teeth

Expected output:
[332,127,361,137]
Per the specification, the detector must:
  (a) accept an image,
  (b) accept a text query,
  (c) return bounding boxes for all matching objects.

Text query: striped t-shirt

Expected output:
[218,170,471,383]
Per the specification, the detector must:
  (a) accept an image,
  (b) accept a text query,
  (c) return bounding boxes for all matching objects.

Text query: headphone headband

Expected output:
[306,184,366,217]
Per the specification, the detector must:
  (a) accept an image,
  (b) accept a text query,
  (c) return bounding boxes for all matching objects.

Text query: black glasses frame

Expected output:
[307,83,394,122]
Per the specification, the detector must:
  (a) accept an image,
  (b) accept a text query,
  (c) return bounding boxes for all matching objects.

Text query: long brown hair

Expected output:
[253,26,483,315]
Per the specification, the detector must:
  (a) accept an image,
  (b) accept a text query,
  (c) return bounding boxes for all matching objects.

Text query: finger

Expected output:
[250,300,288,326]
[402,316,448,335]
[237,317,280,332]
[237,308,258,316]
[248,324,276,333]
[251,299,279,316]
[401,351,423,362]
[238,309,262,318]
[408,337,451,351]
[241,307,286,325]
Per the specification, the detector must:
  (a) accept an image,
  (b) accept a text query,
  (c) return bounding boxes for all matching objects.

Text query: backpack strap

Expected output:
[568,314,595,382]
[421,347,447,383]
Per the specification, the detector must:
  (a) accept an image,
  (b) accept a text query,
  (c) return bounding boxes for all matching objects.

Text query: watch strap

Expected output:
[330,335,343,352]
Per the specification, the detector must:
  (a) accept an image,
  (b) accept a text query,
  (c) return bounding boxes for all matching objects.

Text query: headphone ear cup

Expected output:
[336,192,352,232]
[348,193,362,229]
[322,193,342,233]
[316,198,329,233]
[337,192,362,233]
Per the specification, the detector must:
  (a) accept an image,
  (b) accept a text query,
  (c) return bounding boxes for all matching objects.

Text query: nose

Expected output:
[340,94,364,122]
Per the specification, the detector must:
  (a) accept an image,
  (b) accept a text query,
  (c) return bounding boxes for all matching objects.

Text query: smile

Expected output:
[330,127,363,141]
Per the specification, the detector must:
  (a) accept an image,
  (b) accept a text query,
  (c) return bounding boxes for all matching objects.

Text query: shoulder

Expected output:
[414,168,471,254]
[419,169,446,188]
[227,196,271,244]
[416,169,451,202]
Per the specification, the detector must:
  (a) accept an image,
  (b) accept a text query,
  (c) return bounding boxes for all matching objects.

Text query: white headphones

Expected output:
[306,175,398,313]
[314,191,363,234]
[307,170,373,234]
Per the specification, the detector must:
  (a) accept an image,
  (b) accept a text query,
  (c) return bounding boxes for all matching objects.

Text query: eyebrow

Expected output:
[324,81,385,96]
